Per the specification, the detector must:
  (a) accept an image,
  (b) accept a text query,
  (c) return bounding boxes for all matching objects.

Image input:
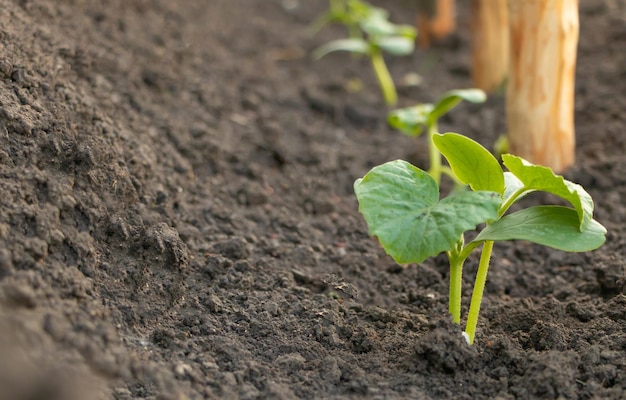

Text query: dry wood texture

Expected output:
[416,0,456,47]
[470,0,509,92]
[506,0,579,172]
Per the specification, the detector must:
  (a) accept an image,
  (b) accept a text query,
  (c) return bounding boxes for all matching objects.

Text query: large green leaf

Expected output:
[387,104,434,136]
[313,38,370,59]
[473,206,606,252]
[430,89,487,122]
[433,133,505,194]
[502,154,594,231]
[354,160,501,263]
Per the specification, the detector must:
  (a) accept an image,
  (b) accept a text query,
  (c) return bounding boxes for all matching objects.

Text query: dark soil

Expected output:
[1,0,625,399]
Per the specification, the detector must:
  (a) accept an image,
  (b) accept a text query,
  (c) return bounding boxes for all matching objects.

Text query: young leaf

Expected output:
[473,206,607,252]
[387,104,434,137]
[313,38,370,59]
[433,133,505,194]
[360,13,398,36]
[354,160,501,264]
[357,4,389,23]
[503,171,525,205]
[430,89,487,122]
[376,36,415,56]
[394,24,419,39]
[502,154,594,231]
[360,14,416,39]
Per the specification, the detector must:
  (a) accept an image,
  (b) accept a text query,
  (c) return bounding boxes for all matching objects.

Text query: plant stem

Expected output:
[464,240,494,344]
[426,123,442,182]
[498,187,527,218]
[441,166,468,193]
[457,241,480,264]
[448,255,463,324]
[370,49,397,106]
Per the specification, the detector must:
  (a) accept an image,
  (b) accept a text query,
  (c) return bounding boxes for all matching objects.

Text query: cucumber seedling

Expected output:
[312,0,417,106]
[354,133,606,344]
[310,0,386,40]
[388,89,486,183]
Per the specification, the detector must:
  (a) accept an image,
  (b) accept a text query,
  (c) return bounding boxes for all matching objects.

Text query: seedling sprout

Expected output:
[388,89,486,183]
[310,0,386,40]
[312,0,417,106]
[354,133,606,344]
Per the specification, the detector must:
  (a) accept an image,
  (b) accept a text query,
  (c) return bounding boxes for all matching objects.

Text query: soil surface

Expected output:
[1,0,625,399]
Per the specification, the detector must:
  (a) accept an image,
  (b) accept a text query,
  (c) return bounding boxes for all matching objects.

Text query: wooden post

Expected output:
[416,0,456,47]
[506,0,579,172]
[469,0,509,93]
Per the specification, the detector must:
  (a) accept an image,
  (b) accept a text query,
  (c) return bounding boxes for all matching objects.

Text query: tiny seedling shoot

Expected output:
[354,133,606,344]
[310,0,385,40]
[312,0,417,106]
[388,89,486,183]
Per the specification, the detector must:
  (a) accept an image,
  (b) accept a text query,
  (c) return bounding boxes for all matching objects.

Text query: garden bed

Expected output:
[0,0,624,398]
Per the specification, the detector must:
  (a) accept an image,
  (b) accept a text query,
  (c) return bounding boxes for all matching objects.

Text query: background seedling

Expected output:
[310,0,386,40]
[312,0,417,106]
[354,132,606,344]
[388,89,486,183]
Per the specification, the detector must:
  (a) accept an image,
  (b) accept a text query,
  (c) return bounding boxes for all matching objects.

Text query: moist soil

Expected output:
[0,0,625,399]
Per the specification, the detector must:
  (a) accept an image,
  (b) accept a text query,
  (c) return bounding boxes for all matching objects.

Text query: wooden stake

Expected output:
[469,0,509,92]
[506,0,579,172]
[416,0,456,47]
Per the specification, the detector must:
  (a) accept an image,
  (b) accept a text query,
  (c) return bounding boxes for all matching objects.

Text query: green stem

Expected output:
[441,166,467,190]
[498,187,527,218]
[370,49,397,106]
[464,240,494,345]
[448,255,463,324]
[457,241,480,265]
[426,122,442,183]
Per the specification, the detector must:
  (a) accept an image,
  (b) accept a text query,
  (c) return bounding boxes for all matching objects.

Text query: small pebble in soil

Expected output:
[10,68,25,83]
[173,363,194,380]
[204,294,223,313]
[2,283,38,308]
[0,59,12,79]
[0,248,14,278]
[275,353,305,370]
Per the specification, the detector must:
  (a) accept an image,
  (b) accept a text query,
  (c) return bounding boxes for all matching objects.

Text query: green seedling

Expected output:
[388,89,487,183]
[313,1,417,106]
[354,132,606,344]
[310,0,386,40]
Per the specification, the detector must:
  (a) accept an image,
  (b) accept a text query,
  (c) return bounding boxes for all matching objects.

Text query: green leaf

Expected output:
[503,171,525,204]
[394,24,419,39]
[376,36,415,56]
[473,206,607,252]
[387,104,434,137]
[350,1,388,22]
[430,89,487,122]
[502,154,594,231]
[360,14,416,39]
[360,14,398,37]
[354,160,501,264]
[433,133,505,194]
[313,38,370,59]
